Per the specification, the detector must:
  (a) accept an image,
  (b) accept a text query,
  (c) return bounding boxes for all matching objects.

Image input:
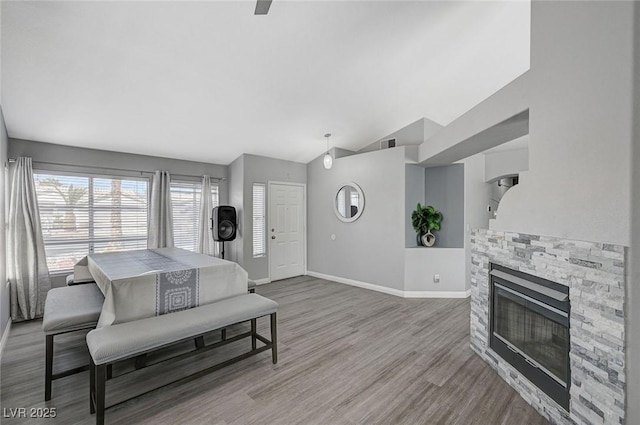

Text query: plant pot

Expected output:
[421,231,436,247]
[416,232,424,247]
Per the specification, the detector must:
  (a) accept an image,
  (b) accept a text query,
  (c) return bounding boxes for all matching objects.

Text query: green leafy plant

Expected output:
[411,203,443,234]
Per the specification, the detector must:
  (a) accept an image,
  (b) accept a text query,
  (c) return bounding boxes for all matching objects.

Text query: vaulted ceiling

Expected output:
[1,1,530,165]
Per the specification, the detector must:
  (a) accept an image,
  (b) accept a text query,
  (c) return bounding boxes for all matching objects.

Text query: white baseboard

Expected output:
[253,278,271,285]
[403,289,471,298]
[0,319,12,361]
[306,271,470,299]
[307,271,405,297]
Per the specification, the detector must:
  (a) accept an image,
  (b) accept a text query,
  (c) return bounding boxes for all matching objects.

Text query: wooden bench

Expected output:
[86,293,278,425]
[42,284,104,401]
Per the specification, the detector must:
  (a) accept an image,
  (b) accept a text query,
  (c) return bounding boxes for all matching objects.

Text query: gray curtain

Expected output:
[196,175,217,256]
[7,157,51,321]
[148,170,174,248]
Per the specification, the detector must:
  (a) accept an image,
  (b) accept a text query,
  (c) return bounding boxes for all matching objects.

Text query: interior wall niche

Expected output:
[405,165,426,247]
[424,164,464,248]
[405,164,464,248]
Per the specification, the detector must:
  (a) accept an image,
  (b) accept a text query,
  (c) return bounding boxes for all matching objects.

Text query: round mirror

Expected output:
[333,183,365,222]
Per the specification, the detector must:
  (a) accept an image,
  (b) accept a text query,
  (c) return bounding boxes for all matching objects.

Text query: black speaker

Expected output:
[212,206,237,242]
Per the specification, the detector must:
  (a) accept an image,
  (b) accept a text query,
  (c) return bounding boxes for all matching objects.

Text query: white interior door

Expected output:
[269,183,305,281]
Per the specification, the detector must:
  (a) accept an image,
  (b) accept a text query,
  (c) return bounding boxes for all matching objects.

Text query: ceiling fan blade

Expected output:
[254,0,272,15]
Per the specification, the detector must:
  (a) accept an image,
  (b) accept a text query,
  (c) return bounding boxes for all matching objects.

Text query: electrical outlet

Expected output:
[434,274,440,283]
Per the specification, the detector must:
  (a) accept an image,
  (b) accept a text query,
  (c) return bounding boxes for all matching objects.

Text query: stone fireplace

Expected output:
[470,229,626,425]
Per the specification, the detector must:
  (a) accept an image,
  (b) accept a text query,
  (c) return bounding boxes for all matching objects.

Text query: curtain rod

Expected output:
[8,158,227,181]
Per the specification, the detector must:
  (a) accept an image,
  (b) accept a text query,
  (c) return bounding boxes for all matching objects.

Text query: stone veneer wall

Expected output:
[470,229,626,425]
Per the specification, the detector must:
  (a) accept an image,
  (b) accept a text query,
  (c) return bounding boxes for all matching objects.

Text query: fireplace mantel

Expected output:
[470,229,626,425]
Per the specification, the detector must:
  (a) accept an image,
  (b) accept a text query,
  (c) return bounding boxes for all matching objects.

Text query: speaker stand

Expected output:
[221,241,225,260]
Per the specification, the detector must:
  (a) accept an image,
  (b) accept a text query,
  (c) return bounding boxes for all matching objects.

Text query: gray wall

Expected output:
[405,165,425,248]
[240,154,306,281]
[628,2,640,423]
[9,139,228,191]
[332,147,356,160]
[227,155,244,265]
[0,106,9,340]
[308,147,406,290]
[424,164,464,248]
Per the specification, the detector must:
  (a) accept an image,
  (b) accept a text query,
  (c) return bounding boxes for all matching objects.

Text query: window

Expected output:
[252,183,266,257]
[170,181,219,252]
[34,172,148,273]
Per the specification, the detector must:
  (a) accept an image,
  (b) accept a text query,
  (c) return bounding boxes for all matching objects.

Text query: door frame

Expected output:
[267,181,307,282]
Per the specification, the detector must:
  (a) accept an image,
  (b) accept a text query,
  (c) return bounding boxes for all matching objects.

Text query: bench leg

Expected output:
[106,364,113,380]
[96,364,106,425]
[270,313,278,364]
[134,354,147,369]
[45,335,54,401]
[221,328,227,341]
[90,358,96,414]
[194,336,205,349]
[251,319,257,350]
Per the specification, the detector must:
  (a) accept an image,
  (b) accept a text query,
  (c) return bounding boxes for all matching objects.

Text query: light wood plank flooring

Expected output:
[1,276,548,424]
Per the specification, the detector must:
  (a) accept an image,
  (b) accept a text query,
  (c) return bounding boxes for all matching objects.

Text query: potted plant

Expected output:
[411,203,443,247]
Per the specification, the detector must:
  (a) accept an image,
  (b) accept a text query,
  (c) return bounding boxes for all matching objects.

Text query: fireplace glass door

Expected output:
[493,286,569,386]
[489,264,571,410]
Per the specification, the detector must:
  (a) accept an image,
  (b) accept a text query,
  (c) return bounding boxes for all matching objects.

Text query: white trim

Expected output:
[251,182,267,258]
[403,289,471,298]
[267,181,307,282]
[307,271,470,299]
[307,271,405,297]
[0,319,13,361]
[333,182,365,223]
[253,278,271,285]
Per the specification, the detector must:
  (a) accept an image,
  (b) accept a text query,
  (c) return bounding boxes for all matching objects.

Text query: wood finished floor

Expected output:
[1,276,549,425]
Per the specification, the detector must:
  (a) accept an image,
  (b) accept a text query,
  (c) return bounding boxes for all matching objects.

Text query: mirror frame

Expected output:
[333,182,365,223]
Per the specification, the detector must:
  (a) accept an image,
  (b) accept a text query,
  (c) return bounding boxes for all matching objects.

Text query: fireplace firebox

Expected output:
[489,264,570,410]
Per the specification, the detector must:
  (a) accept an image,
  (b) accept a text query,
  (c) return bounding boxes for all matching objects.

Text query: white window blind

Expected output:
[34,173,148,273]
[252,183,266,258]
[170,181,219,252]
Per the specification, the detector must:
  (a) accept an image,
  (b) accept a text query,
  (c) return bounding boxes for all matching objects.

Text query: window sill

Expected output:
[49,270,72,278]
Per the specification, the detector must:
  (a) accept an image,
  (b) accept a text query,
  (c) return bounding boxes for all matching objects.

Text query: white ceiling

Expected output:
[1,1,530,165]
